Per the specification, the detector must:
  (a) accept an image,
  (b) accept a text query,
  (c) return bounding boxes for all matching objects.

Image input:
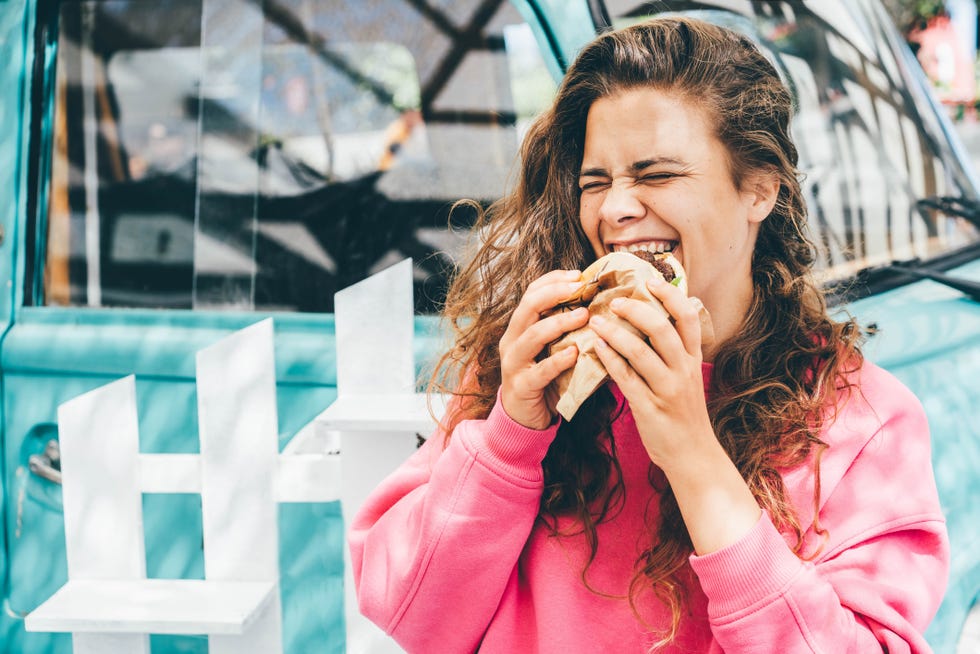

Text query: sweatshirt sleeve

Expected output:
[689,367,949,653]
[348,397,558,653]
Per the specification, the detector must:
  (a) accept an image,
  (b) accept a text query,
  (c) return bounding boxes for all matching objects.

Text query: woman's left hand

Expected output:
[589,275,714,468]
[590,275,762,554]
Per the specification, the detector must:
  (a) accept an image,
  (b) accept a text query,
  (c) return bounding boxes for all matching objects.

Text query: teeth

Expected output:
[614,241,675,254]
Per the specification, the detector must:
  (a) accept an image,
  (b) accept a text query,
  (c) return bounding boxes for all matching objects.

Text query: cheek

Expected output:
[578,199,599,238]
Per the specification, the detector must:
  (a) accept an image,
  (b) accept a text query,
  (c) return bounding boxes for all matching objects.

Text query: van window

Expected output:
[39,0,557,312]
[603,1,980,282]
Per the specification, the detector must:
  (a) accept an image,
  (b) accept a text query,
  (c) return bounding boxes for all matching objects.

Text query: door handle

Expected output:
[28,439,62,485]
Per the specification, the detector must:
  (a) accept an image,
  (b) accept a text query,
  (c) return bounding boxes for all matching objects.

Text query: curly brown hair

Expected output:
[429,16,864,646]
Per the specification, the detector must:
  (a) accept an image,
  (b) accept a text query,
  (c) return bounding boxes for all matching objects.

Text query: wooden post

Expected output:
[196,318,283,654]
[57,376,150,654]
[334,259,418,654]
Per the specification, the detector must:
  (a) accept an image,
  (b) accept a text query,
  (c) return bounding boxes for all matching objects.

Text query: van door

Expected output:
[1,0,569,652]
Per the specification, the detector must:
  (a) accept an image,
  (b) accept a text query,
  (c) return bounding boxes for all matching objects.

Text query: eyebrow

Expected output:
[579,156,687,177]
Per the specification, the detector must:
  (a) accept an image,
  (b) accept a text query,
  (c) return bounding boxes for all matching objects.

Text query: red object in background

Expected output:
[908,14,976,106]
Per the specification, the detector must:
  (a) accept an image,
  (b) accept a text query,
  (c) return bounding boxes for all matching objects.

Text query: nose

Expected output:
[598,180,644,225]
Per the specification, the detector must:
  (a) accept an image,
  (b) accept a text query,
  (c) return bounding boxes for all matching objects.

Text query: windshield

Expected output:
[598,0,980,283]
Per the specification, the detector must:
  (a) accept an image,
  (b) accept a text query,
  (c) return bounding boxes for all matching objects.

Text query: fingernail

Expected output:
[590,314,604,326]
[610,297,624,309]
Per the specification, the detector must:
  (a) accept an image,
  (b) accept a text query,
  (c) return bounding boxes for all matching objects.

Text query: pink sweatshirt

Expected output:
[349,360,949,653]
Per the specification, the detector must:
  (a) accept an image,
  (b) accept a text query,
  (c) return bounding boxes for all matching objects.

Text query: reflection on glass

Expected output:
[42,0,557,313]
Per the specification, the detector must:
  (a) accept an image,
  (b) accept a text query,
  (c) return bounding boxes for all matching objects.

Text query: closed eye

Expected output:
[639,172,679,182]
[579,179,609,192]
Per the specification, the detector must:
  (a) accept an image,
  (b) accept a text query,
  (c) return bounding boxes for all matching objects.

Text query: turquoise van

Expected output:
[2,0,978,652]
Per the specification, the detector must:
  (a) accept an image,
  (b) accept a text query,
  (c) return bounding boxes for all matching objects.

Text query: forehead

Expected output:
[581,87,721,165]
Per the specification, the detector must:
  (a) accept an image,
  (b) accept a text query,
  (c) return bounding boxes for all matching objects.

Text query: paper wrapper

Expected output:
[547,252,714,421]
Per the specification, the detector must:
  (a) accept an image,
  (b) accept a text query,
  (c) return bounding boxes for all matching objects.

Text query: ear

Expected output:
[744,171,780,224]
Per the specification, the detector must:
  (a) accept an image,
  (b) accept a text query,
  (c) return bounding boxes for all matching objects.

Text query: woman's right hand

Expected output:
[498,269,590,430]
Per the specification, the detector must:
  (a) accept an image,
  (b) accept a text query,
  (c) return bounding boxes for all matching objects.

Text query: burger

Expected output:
[547,250,711,420]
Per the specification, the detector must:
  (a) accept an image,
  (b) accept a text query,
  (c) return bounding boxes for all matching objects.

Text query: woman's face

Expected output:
[578,86,776,324]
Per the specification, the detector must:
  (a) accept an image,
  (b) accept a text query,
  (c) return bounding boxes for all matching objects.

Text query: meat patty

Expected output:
[631,250,676,283]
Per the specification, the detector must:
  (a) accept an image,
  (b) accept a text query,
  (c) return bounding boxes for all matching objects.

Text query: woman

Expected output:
[349,16,948,653]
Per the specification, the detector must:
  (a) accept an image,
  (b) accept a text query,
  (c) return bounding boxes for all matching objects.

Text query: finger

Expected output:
[603,295,684,372]
[528,343,579,390]
[525,268,583,294]
[504,306,589,369]
[503,272,583,343]
[589,311,668,382]
[646,277,703,359]
[506,343,579,403]
[593,335,651,401]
